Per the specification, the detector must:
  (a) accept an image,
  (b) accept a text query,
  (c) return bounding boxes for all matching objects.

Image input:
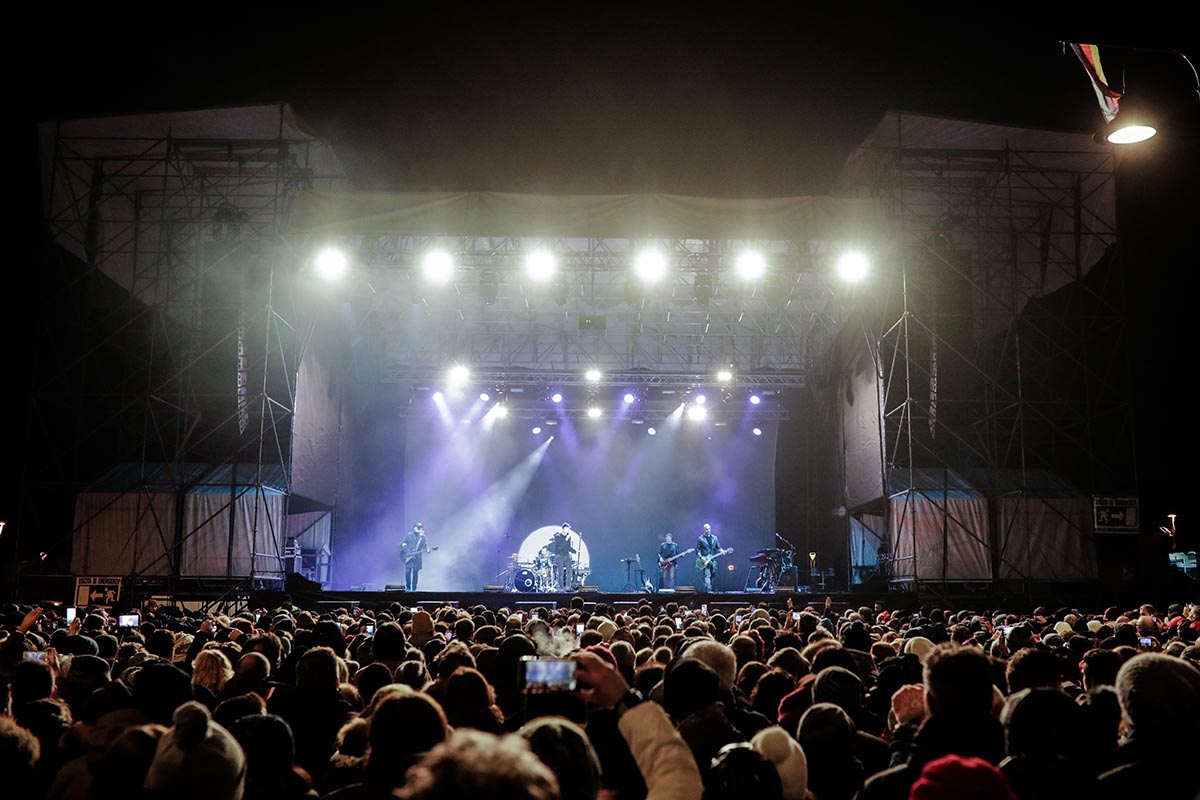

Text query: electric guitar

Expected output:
[403,545,439,565]
[695,547,733,571]
[658,547,696,568]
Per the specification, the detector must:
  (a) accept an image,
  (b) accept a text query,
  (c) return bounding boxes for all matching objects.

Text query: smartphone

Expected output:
[792,611,802,621]
[675,616,683,630]
[254,613,261,624]
[575,622,585,636]
[23,651,47,662]
[1001,625,1015,636]
[364,623,375,635]
[1139,637,1153,647]
[519,656,577,693]
[118,614,140,628]
[530,612,540,621]
[65,607,77,624]
[735,614,743,625]
[701,603,708,616]
[445,631,454,640]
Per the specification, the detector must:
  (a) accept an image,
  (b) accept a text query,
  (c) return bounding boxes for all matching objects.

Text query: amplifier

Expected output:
[384,585,407,592]
[482,585,505,592]
[578,586,600,593]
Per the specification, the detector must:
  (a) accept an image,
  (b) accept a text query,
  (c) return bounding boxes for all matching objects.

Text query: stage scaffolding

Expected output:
[25,104,345,606]
[837,112,1134,594]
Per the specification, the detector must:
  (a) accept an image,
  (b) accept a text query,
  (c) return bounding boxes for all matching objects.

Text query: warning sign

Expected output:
[75,576,122,608]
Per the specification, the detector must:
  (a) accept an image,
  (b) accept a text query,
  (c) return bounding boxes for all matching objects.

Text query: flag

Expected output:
[1070,43,1120,123]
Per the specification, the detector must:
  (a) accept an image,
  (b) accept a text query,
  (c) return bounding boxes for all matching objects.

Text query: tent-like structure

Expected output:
[887,468,992,583]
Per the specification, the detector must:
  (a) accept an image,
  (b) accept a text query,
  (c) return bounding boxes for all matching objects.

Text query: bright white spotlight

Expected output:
[749,394,761,405]
[314,247,349,282]
[836,251,870,283]
[551,392,564,403]
[532,426,542,435]
[494,404,508,418]
[432,391,444,401]
[585,369,602,383]
[716,370,732,383]
[687,404,707,421]
[587,406,602,419]
[448,365,470,389]
[422,251,454,283]
[735,251,766,281]
[647,427,657,436]
[752,427,763,436]
[623,392,636,404]
[694,394,707,405]
[1106,124,1156,144]
[634,250,668,283]
[525,250,557,282]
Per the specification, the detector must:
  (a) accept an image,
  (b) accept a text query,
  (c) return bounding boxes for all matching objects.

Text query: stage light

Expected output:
[479,392,491,402]
[1100,92,1158,144]
[687,404,707,421]
[585,369,602,383]
[587,406,602,418]
[525,250,557,282]
[422,251,454,283]
[694,394,707,405]
[432,391,444,401]
[647,427,657,436]
[749,394,762,405]
[694,272,714,305]
[623,392,636,404]
[448,365,470,389]
[836,251,870,283]
[753,427,763,436]
[314,247,349,282]
[532,426,542,435]
[735,251,766,281]
[551,392,564,403]
[716,369,732,383]
[494,404,508,418]
[634,250,668,283]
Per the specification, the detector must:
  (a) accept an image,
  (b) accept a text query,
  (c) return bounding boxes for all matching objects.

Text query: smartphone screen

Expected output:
[23,651,47,662]
[1139,637,1153,647]
[575,622,585,636]
[520,657,577,692]
[364,623,375,635]
[675,617,682,630]
[118,614,139,628]
[735,614,743,624]
[1001,625,1015,636]
[792,611,802,621]
[66,607,77,624]
[445,631,454,640]
[530,612,540,621]
[701,603,708,616]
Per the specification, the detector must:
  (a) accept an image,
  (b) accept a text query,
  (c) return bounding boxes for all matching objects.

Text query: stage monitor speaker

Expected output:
[482,585,505,592]
[349,585,365,592]
[577,586,599,593]
[384,585,407,593]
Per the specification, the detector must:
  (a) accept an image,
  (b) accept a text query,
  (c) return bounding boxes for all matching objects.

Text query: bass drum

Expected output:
[513,568,538,593]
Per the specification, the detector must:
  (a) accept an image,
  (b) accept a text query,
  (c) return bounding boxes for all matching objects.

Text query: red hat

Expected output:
[909,755,1017,800]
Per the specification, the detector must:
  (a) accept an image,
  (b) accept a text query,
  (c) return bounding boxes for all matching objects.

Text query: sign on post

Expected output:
[75,576,123,607]
[1093,497,1139,532]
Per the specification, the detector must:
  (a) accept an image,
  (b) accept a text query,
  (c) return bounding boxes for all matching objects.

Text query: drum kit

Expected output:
[748,534,799,592]
[501,547,591,593]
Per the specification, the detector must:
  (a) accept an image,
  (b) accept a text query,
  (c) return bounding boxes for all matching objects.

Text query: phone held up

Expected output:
[519,656,577,693]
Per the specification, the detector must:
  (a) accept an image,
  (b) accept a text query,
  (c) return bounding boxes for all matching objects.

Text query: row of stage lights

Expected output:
[313,246,871,285]
[434,364,765,436]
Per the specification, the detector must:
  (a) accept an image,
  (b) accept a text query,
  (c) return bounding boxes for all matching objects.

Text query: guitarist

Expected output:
[401,523,428,591]
[695,523,722,592]
[658,533,680,589]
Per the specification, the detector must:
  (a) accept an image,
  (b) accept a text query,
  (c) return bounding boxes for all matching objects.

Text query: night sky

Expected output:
[5,9,1196,573]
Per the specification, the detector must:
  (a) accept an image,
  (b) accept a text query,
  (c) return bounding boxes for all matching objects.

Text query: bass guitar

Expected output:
[695,547,733,571]
[403,545,439,565]
[658,547,696,568]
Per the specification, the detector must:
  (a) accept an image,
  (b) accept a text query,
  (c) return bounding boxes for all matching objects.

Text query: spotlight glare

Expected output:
[1106,124,1156,144]
[716,370,732,383]
[753,427,763,436]
[687,404,707,421]
[749,394,762,405]
[634,250,668,283]
[735,251,766,281]
[623,392,636,404]
[587,406,602,419]
[836,251,870,283]
[448,365,470,389]
[647,427,657,436]
[551,392,564,403]
[532,426,542,435]
[479,392,491,402]
[524,250,557,282]
[432,391,444,401]
[314,247,349,282]
[494,403,508,418]
[422,250,454,283]
[694,394,707,405]
[585,369,602,383]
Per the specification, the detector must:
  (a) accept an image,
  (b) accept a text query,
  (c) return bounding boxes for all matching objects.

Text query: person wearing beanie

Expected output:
[1096,653,1200,799]
[408,611,435,648]
[144,701,247,800]
[909,754,1017,800]
[797,703,865,800]
[597,618,618,643]
[902,636,935,663]
[705,742,783,800]
[228,713,312,800]
[518,716,603,800]
[750,726,808,800]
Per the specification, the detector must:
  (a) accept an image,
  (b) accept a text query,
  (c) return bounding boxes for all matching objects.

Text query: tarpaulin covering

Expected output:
[289,190,884,241]
[72,492,177,577]
[888,469,992,582]
[849,513,886,584]
[839,338,885,510]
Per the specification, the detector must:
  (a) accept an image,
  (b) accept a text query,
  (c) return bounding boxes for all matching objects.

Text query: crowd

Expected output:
[1,593,1198,800]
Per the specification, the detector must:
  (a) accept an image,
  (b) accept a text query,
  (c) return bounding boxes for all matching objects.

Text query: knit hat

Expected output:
[1086,620,1102,633]
[909,754,1017,800]
[750,726,808,800]
[144,701,246,800]
[903,636,935,663]
[1005,623,1035,651]
[812,666,863,714]
[518,717,602,800]
[1053,621,1073,637]
[597,619,618,642]
[1115,653,1200,741]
